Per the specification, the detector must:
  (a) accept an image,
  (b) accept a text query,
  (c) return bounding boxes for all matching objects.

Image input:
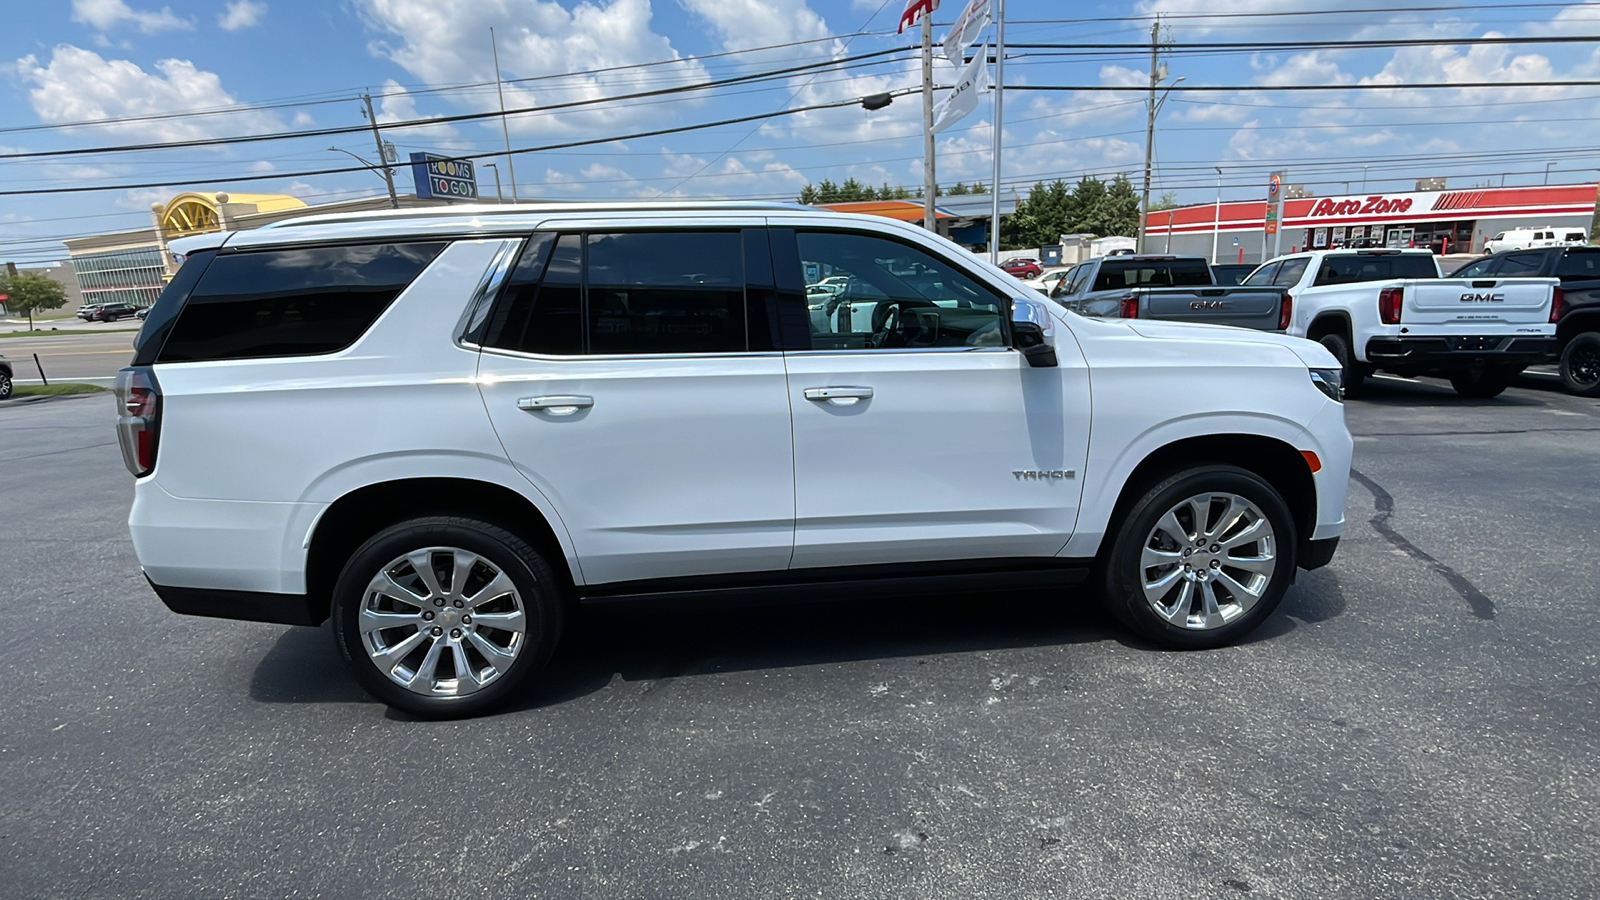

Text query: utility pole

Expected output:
[1138,21,1159,254]
[1210,165,1222,264]
[921,14,936,232]
[361,94,399,209]
[491,28,519,203]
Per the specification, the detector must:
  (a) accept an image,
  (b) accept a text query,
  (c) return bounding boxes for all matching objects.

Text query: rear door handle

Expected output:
[517,395,593,416]
[803,386,873,406]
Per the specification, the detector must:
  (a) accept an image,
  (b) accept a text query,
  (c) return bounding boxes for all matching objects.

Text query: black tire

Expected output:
[1559,331,1600,398]
[1101,465,1297,650]
[1448,368,1514,398]
[0,370,11,401]
[1317,332,1365,397]
[331,516,564,718]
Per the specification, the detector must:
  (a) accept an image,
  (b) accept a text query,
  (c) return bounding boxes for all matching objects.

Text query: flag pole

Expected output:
[989,0,1004,263]
[921,14,937,232]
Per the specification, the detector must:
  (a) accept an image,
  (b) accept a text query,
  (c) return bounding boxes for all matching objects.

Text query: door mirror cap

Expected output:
[1011,296,1058,368]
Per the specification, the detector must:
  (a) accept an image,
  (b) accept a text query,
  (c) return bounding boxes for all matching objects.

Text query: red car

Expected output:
[1001,257,1042,278]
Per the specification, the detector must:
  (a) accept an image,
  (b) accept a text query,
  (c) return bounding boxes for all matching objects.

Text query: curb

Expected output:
[1,390,110,407]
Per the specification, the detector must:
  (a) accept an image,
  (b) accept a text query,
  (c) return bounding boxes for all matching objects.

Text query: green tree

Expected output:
[969,181,988,194]
[948,181,970,195]
[1099,174,1142,237]
[0,271,67,330]
[798,184,820,204]
[1149,191,1180,211]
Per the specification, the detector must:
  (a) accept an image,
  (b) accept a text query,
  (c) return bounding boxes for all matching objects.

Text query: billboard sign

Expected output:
[410,153,478,200]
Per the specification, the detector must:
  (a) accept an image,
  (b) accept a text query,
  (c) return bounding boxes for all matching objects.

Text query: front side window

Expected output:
[1243,262,1281,286]
[1452,257,1498,278]
[1272,258,1310,287]
[157,241,446,363]
[796,230,1005,350]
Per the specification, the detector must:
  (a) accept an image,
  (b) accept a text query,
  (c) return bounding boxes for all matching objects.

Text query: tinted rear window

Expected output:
[1556,249,1600,280]
[1092,259,1212,291]
[1311,253,1437,286]
[157,242,445,363]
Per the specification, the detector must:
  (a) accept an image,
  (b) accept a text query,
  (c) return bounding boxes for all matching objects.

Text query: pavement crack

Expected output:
[1350,469,1495,621]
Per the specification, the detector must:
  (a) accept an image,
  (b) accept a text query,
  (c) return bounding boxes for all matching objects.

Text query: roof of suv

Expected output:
[168,200,861,255]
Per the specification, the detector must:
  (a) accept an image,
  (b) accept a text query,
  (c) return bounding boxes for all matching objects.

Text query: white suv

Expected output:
[119,202,1351,717]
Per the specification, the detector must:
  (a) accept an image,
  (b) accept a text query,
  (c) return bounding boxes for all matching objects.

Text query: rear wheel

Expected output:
[331,516,563,718]
[0,370,11,400]
[1317,332,1366,397]
[1102,466,1297,649]
[1559,331,1600,397]
[1448,367,1515,398]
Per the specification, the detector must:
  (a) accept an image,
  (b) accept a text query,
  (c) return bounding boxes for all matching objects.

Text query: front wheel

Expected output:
[1559,332,1600,397]
[1317,333,1366,397]
[331,516,564,718]
[1101,466,1297,649]
[1448,367,1515,398]
[0,370,12,400]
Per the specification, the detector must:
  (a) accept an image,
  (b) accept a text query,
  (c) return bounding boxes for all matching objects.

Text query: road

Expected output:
[0,327,136,384]
[0,379,1596,898]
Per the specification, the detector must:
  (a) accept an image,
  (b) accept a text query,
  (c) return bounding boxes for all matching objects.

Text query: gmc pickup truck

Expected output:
[1452,245,1600,396]
[1049,255,1291,332]
[1257,248,1559,398]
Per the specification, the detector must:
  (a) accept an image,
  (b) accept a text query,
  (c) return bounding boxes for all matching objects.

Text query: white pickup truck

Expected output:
[1248,248,1559,398]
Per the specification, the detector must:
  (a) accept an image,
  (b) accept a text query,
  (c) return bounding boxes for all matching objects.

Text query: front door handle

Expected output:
[517,395,593,416]
[803,386,873,406]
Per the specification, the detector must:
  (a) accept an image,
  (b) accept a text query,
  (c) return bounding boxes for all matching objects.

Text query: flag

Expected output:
[931,43,989,133]
[897,0,939,33]
[941,0,990,64]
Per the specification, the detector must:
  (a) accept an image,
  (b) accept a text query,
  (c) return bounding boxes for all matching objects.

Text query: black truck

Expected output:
[1452,245,1600,396]
[1048,255,1291,332]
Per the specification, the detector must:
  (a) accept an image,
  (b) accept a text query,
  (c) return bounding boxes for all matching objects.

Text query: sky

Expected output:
[2,0,1599,264]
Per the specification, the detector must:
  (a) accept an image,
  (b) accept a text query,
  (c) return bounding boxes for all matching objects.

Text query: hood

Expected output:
[1124,318,1339,368]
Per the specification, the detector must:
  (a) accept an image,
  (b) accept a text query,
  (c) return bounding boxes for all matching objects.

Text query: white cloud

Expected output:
[14,46,282,142]
[678,0,840,63]
[248,159,275,172]
[374,78,458,142]
[71,0,192,34]
[291,110,315,126]
[355,0,709,137]
[114,186,172,210]
[1098,64,1147,89]
[218,1,267,31]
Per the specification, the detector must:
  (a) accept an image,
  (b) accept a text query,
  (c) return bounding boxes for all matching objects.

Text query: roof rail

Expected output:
[260,199,811,229]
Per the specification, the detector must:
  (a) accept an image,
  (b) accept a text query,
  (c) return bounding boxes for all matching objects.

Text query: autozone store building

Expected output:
[1142,182,1598,264]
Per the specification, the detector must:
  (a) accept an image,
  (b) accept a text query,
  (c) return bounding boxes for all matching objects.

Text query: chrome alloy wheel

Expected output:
[358,547,528,696]
[1139,493,1277,631]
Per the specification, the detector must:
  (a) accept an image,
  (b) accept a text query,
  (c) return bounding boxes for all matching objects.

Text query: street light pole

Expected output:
[483,162,504,203]
[1545,161,1557,185]
[1362,165,1370,192]
[329,145,397,206]
[491,27,519,203]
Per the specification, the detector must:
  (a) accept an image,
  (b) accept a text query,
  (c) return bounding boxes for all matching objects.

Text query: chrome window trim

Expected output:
[479,347,785,362]
[453,237,526,348]
[785,346,1013,357]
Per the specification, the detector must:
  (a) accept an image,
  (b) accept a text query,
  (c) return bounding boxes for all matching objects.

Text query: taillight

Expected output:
[1119,294,1139,319]
[1551,286,1565,323]
[1378,286,1403,325]
[114,366,161,477]
[1278,293,1293,330]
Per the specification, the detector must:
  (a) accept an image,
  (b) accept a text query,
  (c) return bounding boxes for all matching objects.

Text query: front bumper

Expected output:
[1365,335,1557,367]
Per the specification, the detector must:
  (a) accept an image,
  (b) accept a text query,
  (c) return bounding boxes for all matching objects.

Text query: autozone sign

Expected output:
[1308,195,1414,217]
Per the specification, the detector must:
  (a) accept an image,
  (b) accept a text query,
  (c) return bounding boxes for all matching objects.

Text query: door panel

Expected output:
[480,354,794,584]
[785,349,1089,568]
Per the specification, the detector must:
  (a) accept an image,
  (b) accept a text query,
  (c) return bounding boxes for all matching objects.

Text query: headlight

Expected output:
[1309,367,1343,402]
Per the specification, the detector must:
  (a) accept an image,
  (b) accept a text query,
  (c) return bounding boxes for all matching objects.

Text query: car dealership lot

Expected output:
[1,383,1596,898]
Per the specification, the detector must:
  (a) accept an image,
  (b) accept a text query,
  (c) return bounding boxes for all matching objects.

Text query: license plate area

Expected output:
[1447,336,1504,351]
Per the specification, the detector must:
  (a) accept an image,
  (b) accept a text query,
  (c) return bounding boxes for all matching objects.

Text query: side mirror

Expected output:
[1011,296,1058,368]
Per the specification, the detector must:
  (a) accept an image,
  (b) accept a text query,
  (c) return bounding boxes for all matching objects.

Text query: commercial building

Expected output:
[61,190,452,309]
[1142,182,1599,264]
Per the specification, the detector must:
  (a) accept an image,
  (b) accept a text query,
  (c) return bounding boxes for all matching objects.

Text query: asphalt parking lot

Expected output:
[1,377,1596,899]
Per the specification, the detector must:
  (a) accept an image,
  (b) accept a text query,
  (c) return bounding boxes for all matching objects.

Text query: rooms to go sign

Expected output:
[409,153,478,200]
